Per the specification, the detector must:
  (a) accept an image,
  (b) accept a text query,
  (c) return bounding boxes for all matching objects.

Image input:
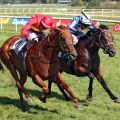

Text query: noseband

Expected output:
[98,30,114,49]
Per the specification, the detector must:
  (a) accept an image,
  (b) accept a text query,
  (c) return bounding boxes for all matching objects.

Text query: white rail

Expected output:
[0,8,120,17]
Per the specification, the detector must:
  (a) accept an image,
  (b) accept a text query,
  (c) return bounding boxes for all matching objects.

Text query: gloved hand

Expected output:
[32,37,38,42]
[28,33,39,42]
[89,25,97,31]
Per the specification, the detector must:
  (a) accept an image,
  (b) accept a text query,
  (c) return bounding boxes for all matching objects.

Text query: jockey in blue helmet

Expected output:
[69,14,95,45]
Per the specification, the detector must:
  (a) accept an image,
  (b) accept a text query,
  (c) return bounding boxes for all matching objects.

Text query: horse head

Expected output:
[49,25,77,61]
[91,24,116,57]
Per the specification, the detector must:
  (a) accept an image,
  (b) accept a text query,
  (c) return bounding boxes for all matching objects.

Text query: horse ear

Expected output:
[99,24,109,30]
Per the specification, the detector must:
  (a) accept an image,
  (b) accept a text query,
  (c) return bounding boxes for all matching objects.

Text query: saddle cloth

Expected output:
[10,38,35,75]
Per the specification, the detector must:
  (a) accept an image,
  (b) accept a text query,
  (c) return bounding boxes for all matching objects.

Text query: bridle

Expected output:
[87,29,114,51]
[97,30,114,49]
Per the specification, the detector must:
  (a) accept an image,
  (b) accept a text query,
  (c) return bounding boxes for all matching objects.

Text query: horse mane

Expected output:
[78,30,92,42]
[99,24,109,30]
[82,24,109,40]
[77,24,107,45]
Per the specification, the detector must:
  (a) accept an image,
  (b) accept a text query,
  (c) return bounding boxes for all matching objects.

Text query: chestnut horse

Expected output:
[48,24,120,105]
[0,26,81,111]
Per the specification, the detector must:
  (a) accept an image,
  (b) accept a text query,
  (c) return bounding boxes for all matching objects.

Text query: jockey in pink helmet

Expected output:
[21,14,54,42]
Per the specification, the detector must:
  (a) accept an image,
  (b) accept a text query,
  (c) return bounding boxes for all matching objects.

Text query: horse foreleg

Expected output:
[48,81,52,95]
[55,73,81,110]
[48,80,70,100]
[57,84,70,101]
[19,70,33,102]
[32,74,49,103]
[95,67,120,103]
[4,62,30,110]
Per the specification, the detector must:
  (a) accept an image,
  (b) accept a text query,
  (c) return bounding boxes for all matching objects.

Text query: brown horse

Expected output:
[48,24,120,105]
[0,26,81,111]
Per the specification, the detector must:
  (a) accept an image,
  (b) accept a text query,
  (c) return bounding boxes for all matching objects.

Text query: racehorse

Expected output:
[0,26,81,111]
[48,24,120,105]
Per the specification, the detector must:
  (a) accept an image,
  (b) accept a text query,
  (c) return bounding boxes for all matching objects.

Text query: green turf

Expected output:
[0,24,120,120]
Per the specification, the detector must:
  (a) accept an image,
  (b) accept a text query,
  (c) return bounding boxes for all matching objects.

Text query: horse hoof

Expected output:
[75,104,83,111]
[86,95,93,102]
[18,103,29,112]
[39,96,46,103]
[114,98,120,103]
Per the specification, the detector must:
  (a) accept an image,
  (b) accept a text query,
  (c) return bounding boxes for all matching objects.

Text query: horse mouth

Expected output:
[109,51,116,57]
[103,49,116,57]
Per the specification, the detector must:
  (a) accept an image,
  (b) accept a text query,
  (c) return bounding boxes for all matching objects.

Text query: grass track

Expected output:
[0,24,120,120]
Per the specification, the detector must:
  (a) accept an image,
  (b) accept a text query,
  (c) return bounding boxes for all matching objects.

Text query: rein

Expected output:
[98,30,114,48]
[31,55,59,64]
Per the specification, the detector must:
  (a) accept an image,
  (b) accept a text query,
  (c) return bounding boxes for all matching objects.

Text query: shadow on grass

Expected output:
[0,96,44,112]
[0,96,60,114]
[0,87,71,113]
[0,88,88,113]
[26,88,88,106]
[26,87,68,101]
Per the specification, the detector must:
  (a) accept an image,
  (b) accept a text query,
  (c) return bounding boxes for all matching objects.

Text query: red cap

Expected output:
[41,16,54,29]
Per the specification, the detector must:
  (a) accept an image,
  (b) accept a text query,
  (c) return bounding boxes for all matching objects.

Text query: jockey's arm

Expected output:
[21,16,36,40]
[69,16,81,33]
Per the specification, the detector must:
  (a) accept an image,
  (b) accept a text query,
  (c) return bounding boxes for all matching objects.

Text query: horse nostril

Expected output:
[69,54,77,61]
[109,49,116,57]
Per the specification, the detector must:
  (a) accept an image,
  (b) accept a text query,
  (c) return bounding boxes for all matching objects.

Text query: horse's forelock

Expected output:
[57,25,67,30]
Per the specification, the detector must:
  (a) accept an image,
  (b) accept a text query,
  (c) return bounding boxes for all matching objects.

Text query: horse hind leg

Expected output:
[4,61,31,110]
[48,80,52,95]
[32,74,49,103]
[0,62,4,71]
[19,70,33,102]
[19,70,34,100]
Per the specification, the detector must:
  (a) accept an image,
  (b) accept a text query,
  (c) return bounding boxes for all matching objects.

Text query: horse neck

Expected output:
[76,37,99,57]
[35,36,59,59]
[85,33,100,55]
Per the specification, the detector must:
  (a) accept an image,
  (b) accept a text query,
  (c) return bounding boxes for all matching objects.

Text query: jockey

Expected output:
[21,14,54,42]
[59,14,96,63]
[68,14,95,45]
[12,14,54,55]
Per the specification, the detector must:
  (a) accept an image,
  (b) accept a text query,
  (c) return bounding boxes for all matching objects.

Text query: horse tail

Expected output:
[0,47,4,71]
